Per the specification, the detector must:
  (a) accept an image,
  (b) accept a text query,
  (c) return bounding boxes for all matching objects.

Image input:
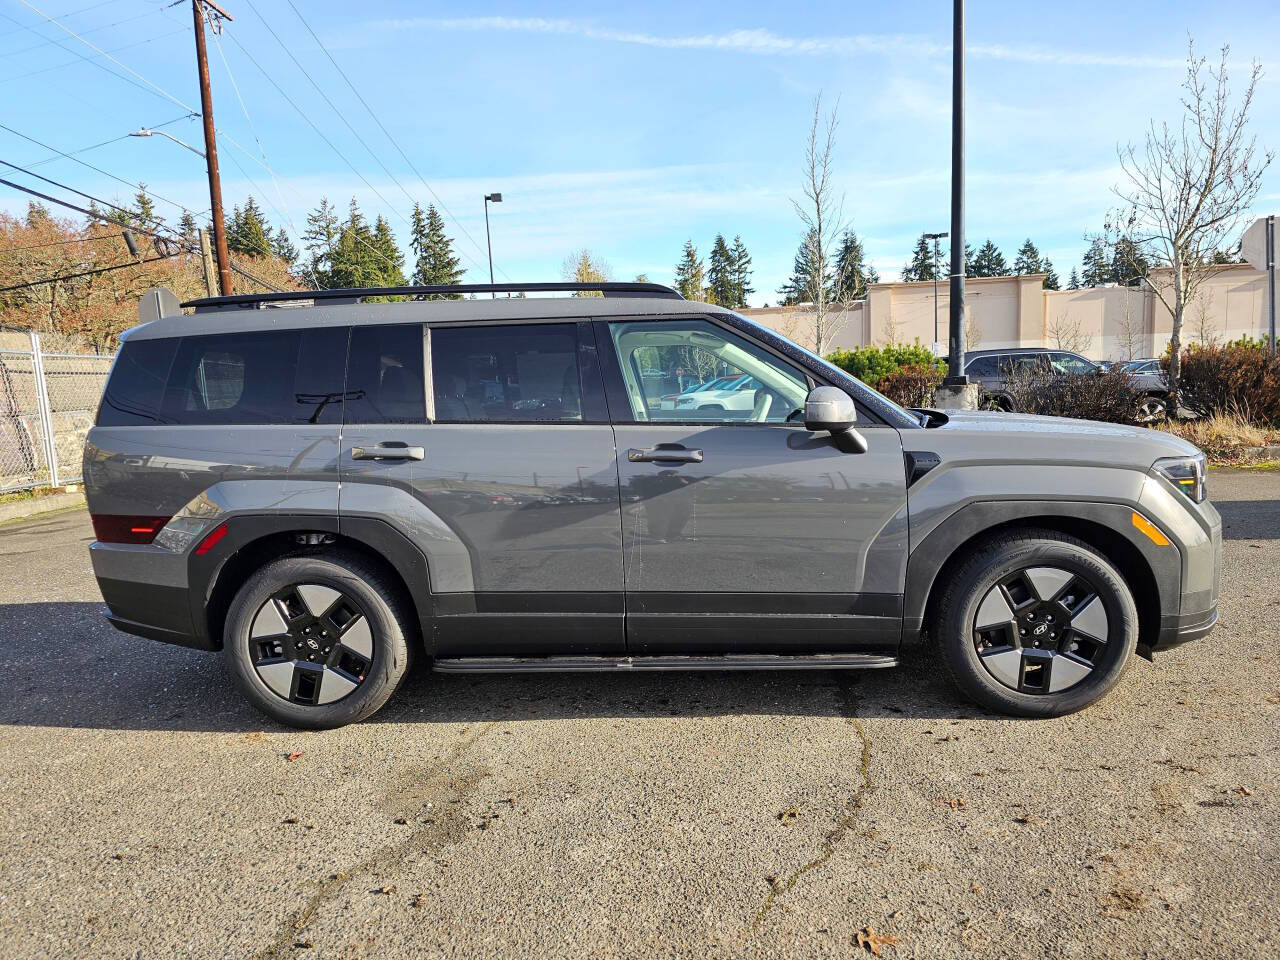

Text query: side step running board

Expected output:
[431,653,899,673]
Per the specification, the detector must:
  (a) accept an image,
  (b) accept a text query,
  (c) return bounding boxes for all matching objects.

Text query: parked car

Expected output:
[85,282,1219,729]
[964,348,1170,423]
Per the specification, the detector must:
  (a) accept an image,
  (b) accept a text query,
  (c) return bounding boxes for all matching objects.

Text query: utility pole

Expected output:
[192,0,233,296]
[198,229,217,297]
[945,0,968,386]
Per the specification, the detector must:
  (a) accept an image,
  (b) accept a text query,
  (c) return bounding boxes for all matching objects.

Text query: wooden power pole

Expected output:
[192,0,234,296]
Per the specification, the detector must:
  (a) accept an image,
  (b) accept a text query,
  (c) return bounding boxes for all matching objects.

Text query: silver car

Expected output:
[84,282,1220,728]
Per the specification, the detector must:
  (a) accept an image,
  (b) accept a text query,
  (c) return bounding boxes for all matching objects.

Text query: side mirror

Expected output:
[804,386,868,454]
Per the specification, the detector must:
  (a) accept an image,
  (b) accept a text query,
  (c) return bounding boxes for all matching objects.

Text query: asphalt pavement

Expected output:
[0,470,1277,959]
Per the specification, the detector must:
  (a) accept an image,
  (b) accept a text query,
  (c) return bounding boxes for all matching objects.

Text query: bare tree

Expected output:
[1107,39,1272,400]
[964,310,983,351]
[561,249,611,296]
[880,307,903,346]
[791,94,849,355]
[1192,287,1218,345]
[1048,310,1088,354]
[1115,293,1143,360]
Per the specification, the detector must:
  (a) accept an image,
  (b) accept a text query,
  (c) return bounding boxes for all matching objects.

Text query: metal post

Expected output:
[198,229,217,297]
[1268,214,1276,356]
[484,197,495,299]
[192,0,234,296]
[29,331,59,488]
[945,0,968,384]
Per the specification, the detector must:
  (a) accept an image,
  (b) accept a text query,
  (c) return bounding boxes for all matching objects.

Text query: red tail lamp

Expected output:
[194,522,229,556]
[91,514,170,544]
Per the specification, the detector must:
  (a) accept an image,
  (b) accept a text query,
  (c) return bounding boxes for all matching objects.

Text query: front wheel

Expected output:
[1134,394,1168,424]
[223,552,415,729]
[935,531,1138,717]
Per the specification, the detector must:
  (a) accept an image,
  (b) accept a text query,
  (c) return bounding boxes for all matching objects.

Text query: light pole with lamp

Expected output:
[129,128,205,158]
[924,231,948,354]
[483,193,502,297]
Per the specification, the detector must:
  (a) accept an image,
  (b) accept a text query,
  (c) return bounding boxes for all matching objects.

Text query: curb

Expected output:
[0,490,86,525]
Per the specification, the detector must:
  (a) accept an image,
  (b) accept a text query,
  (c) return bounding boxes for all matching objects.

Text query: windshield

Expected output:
[723,313,922,429]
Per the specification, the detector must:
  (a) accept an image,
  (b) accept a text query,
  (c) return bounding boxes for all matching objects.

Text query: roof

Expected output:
[127,293,734,341]
[965,346,1086,357]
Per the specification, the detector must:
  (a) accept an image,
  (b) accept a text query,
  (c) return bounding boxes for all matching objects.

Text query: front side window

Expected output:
[1050,352,1097,375]
[431,323,583,423]
[606,319,807,423]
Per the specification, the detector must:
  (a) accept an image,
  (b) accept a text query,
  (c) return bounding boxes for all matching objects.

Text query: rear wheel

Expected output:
[223,552,414,729]
[936,531,1137,717]
[1134,394,1168,424]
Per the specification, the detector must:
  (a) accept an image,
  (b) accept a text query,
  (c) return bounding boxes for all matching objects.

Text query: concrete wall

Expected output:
[742,263,1274,361]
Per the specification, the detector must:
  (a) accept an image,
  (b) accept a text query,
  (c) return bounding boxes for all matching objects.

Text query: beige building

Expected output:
[743,263,1274,361]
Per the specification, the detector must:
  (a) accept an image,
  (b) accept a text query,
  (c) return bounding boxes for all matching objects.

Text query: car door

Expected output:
[596,315,908,655]
[339,320,625,656]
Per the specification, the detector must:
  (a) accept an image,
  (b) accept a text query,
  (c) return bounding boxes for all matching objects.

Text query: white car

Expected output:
[675,374,760,412]
[659,375,737,411]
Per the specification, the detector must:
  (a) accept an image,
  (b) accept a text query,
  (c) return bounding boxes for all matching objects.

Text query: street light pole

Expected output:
[483,193,502,298]
[925,231,948,353]
[945,0,968,384]
[192,0,233,296]
[129,128,204,158]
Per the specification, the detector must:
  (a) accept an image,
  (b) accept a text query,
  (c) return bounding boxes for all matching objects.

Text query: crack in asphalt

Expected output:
[749,675,873,934]
[252,722,496,959]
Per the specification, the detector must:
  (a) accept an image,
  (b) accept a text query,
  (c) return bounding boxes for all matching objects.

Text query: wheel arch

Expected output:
[907,501,1178,659]
[191,515,431,652]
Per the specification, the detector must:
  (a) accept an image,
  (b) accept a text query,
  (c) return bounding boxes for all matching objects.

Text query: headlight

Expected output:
[1154,454,1207,503]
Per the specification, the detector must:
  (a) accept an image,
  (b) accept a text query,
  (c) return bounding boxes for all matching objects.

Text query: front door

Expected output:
[339,320,625,656]
[597,316,908,654]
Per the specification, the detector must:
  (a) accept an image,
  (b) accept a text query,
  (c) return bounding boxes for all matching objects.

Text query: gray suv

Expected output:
[85,283,1220,728]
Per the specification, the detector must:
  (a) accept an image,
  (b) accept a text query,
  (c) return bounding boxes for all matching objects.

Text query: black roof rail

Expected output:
[181,282,684,311]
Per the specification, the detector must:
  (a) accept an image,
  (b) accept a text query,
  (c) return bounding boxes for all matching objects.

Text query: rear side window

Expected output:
[159,328,348,425]
[964,355,997,377]
[431,324,584,422]
[97,337,179,425]
[345,324,425,424]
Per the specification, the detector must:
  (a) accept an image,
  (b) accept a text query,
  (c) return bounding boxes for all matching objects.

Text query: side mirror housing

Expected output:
[804,386,856,432]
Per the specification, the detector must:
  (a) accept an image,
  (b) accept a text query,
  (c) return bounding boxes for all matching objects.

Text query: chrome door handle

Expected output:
[627,446,704,464]
[351,443,425,461]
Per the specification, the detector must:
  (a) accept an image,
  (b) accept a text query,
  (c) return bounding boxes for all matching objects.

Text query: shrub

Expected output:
[877,363,943,408]
[1175,338,1280,425]
[825,341,946,391]
[1004,362,1139,424]
[1159,412,1280,461]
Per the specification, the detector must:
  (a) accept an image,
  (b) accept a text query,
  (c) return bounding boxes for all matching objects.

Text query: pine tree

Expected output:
[303,198,340,286]
[729,235,753,308]
[327,198,383,290]
[969,239,1008,278]
[1067,267,1081,290]
[1042,258,1060,290]
[1080,237,1110,287]
[271,230,299,266]
[227,196,271,258]
[833,228,878,301]
[778,229,829,304]
[673,240,705,301]
[177,211,198,240]
[901,234,936,283]
[706,234,735,306]
[409,203,464,295]
[1013,238,1042,275]
[1111,236,1149,286]
[372,215,406,286]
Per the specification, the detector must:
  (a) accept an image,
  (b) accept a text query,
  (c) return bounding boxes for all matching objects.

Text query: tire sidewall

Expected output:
[943,538,1138,717]
[224,555,410,729]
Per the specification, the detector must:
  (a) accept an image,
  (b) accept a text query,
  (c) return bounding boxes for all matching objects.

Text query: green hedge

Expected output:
[825,342,947,387]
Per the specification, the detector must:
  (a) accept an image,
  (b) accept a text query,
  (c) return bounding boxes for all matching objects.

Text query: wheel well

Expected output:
[921,516,1161,651]
[204,531,424,651]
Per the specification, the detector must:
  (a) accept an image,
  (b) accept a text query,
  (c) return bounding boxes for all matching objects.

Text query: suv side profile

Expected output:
[965,348,1170,423]
[85,283,1220,729]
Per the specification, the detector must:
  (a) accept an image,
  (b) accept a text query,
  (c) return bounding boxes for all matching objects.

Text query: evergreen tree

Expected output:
[326,198,384,289]
[901,234,936,282]
[779,228,829,304]
[1042,258,1060,290]
[227,196,271,258]
[409,203,464,295]
[177,211,198,241]
[372,215,406,286]
[729,235,753,308]
[833,228,878,301]
[303,197,341,286]
[1013,238,1042,275]
[673,240,705,301]
[969,239,1008,278]
[706,234,735,306]
[1067,267,1081,290]
[271,230,299,266]
[1111,236,1149,286]
[634,273,650,283]
[1080,237,1110,287]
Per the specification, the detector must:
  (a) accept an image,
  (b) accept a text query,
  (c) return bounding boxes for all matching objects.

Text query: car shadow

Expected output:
[0,602,991,733]
[1214,499,1280,540]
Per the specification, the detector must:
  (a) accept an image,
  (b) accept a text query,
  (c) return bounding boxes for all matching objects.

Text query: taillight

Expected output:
[194,522,229,556]
[91,514,171,544]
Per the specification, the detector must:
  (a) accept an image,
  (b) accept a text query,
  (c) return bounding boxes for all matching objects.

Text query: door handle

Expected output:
[627,446,704,464]
[351,443,425,461]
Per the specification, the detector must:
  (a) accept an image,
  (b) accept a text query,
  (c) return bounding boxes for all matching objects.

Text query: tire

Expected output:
[1134,394,1168,424]
[223,551,415,729]
[935,530,1138,717]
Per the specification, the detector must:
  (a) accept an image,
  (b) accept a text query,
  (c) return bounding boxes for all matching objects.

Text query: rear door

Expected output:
[339,320,625,656]
[597,315,908,655]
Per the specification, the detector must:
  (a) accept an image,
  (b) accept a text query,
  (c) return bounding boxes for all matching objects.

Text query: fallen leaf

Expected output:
[287,751,305,762]
[855,926,899,956]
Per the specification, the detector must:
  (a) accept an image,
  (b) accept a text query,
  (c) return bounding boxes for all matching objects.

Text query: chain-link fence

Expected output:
[0,333,113,493]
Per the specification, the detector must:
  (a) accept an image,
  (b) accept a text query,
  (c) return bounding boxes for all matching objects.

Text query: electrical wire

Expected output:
[6,5,171,58]
[22,114,194,169]
[0,158,173,235]
[0,252,178,294]
[284,0,498,279]
[0,26,190,85]
[0,233,122,253]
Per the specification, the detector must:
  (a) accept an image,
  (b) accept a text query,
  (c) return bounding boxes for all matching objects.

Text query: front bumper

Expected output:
[1153,605,1219,652]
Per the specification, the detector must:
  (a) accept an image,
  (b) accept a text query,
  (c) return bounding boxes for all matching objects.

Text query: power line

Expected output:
[285,0,499,277]
[0,252,178,294]
[22,114,194,169]
[0,26,190,85]
[0,0,113,37]
[284,0,500,279]
[1,233,121,253]
[6,5,174,58]
[0,158,172,234]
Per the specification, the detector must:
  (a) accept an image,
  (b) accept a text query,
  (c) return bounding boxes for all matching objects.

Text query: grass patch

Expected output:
[0,486,69,505]
[1159,413,1280,463]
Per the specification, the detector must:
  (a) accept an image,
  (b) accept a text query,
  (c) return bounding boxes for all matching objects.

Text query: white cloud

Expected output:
[353,17,1184,70]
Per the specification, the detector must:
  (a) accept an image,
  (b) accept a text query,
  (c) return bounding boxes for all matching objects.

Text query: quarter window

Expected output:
[430,324,584,423]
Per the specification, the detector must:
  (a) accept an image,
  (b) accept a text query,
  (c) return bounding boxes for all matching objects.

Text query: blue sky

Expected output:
[2,0,1278,304]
